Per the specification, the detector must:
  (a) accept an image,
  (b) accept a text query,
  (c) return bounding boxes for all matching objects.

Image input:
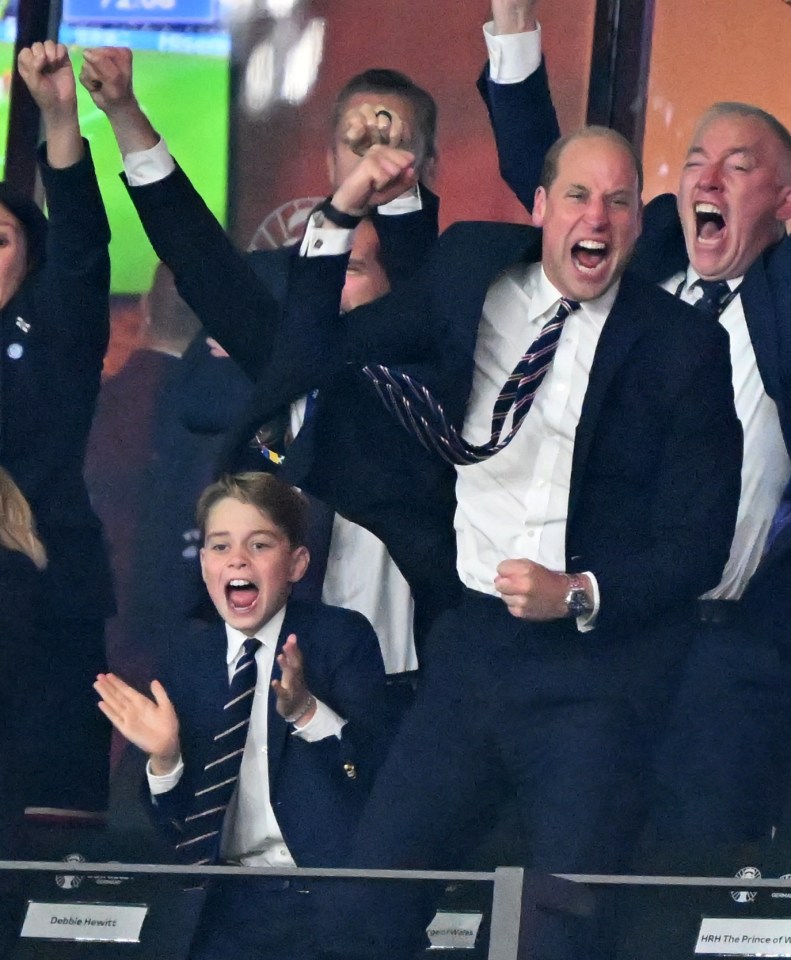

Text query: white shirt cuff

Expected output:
[146,755,184,796]
[124,137,175,186]
[292,698,347,741]
[299,211,356,257]
[484,20,542,84]
[377,183,422,216]
[576,571,601,633]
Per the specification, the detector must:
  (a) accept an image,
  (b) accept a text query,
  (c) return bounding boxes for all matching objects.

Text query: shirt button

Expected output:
[279,847,288,858]
[313,238,323,250]
[527,530,536,538]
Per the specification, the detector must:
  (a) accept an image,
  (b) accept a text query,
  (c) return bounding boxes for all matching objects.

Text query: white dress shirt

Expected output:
[147,605,345,866]
[124,142,418,673]
[455,263,611,627]
[665,270,791,598]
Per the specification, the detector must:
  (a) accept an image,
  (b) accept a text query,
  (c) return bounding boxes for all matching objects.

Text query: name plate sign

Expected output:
[427,911,483,950]
[21,902,148,942]
[697,918,791,956]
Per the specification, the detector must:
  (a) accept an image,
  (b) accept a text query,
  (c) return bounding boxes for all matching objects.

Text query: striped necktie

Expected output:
[175,636,261,864]
[363,297,581,466]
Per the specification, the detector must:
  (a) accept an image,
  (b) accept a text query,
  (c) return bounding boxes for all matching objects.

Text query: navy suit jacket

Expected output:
[123,165,460,629]
[283,220,742,698]
[149,599,393,867]
[0,143,113,621]
[479,62,791,628]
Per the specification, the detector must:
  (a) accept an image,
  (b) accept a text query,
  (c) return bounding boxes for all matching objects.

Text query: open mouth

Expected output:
[226,579,259,612]
[695,202,726,241]
[572,240,608,273]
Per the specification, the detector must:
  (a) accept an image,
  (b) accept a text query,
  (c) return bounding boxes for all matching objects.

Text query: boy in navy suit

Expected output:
[95,472,390,960]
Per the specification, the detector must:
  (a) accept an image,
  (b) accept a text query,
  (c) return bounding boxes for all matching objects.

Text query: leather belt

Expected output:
[695,598,738,626]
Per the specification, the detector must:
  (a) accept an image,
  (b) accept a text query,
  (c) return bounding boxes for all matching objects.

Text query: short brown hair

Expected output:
[540,125,644,194]
[196,473,307,547]
[332,68,438,176]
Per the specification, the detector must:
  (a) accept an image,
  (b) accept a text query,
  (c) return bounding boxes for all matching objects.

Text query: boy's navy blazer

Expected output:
[148,599,392,867]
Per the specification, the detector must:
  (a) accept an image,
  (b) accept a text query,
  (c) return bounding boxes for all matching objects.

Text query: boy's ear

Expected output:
[289,545,310,583]
[199,546,207,582]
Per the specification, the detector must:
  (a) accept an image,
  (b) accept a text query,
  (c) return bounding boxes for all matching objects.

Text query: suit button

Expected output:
[343,763,357,780]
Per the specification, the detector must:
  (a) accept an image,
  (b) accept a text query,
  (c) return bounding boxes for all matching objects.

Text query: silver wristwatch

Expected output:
[565,574,593,618]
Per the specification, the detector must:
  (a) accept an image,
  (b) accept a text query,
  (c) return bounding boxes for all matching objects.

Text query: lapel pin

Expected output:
[15,317,30,334]
[6,343,23,360]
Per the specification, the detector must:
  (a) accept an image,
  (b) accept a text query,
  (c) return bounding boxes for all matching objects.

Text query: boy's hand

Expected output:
[272,634,317,726]
[94,673,181,774]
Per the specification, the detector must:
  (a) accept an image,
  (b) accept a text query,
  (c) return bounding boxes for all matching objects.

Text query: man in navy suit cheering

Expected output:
[478,0,791,854]
[284,123,743,958]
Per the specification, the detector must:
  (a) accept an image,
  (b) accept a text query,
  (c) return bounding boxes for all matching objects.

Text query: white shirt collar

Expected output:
[527,265,620,328]
[683,266,744,296]
[225,604,287,666]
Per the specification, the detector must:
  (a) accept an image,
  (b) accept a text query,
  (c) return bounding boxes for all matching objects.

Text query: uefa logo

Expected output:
[731,866,761,903]
[55,853,85,890]
[771,874,791,899]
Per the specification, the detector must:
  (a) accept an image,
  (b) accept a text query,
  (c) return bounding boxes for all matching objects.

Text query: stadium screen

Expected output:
[0,0,230,294]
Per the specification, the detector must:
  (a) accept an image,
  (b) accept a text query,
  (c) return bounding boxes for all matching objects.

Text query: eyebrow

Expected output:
[204,528,276,541]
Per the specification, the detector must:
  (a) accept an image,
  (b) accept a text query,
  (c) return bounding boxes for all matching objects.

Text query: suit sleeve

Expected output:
[371,183,440,290]
[36,140,111,367]
[123,163,281,380]
[476,59,561,213]
[6,143,111,505]
[300,607,396,792]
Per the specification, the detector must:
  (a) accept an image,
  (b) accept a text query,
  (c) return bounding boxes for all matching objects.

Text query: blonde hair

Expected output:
[0,467,47,570]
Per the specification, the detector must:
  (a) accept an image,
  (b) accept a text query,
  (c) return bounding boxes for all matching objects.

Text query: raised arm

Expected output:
[478,0,560,211]
[79,46,281,379]
[491,0,539,34]
[18,41,82,168]
[80,46,158,154]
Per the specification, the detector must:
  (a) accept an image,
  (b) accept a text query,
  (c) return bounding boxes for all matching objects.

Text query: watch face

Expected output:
[567,588,591,617]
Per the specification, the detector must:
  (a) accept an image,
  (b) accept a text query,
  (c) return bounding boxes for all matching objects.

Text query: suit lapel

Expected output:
[266,601,300,782]
[742,246,783,410]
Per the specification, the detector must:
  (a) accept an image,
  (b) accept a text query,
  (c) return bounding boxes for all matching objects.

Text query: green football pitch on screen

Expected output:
[0,43,229,295]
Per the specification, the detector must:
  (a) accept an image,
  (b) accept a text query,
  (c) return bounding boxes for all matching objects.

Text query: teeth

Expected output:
[229,579,253,588]
[577,240,606,250]
[695,202,722,215]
